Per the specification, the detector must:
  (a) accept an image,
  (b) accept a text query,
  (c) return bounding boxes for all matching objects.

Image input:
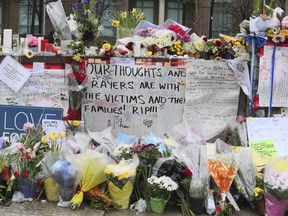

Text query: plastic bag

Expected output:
[46,0,71,40]
[161,19,191,34]
[205,191,216,215]
[50,160,80,207]
[133,20,164,37]
[67,150,111,209]
[130,198,147,213]
[44,177,59,202]
[223,117,248,147]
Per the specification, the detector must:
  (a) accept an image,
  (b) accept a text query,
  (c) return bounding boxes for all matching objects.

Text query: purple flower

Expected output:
[0,138,5,149]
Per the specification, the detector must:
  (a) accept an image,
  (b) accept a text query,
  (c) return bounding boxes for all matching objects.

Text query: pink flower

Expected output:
[27,36,38,47]
[23,122,35,132]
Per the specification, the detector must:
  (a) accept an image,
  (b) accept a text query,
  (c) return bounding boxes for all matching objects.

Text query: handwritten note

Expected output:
[83,63,185,137]
[246,117,288,157]
[184,60,240,140]
[249,140,277,156]
[0,67,68,113]
[258,45,288,107]
[0,55,31,92]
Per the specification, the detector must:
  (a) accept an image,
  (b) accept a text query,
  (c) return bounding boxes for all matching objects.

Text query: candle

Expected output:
[3,29,12,48]
[45,43,53,52]
[40,39,48,51]
[38,37,44,51]
[53,46,62,55]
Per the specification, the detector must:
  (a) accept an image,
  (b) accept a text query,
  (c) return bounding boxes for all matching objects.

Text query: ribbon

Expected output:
[246,34,267,116]
[268,44,277,117]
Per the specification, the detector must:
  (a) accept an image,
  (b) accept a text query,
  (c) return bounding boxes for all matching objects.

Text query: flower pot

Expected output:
[117,27,134,40]
[188,197,205,215]
[18,178,37,198]
[255,200,265,215]
[150,197,168,214]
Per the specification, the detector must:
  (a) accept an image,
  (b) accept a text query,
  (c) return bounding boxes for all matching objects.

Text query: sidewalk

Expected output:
[0,201,259,216]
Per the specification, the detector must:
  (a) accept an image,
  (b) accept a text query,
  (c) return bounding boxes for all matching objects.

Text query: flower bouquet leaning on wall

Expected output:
[104,154,139,209]
[64,61,88,120]
[264,156,288,216]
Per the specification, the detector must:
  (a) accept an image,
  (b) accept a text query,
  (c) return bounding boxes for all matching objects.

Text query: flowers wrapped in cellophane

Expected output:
[264,156,288,216]
[64,61,88,120]
[208,148,240,202]
[104,154,139,209]
[50,160,80,207]
[66,150,112,209]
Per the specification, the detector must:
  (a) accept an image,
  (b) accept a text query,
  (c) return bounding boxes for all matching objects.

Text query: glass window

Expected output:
[167,0,183,23]
[136,0,155,23]
[212,10,232,38]
[19,0,39,34]
[0,2,2,32]
[100,1,116,37]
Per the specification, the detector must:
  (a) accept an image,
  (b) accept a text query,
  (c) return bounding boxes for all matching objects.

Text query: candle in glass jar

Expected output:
[3,29,12,48]
[40,39,48,51]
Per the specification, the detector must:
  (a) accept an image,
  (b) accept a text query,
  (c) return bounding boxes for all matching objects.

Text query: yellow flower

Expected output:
[254,187,263,197]
[131,8,137,15]
[54,132,59,139]
[194,40,205,52]
[104,167,112,175]
[146,51,153,56]
[140,12,145,19]
[235,41,241,47]
[60,131,66,139]
[102,43,111,51]
[72,120,80,127]
[112,20,120,27]
[41,135,47,144]
[72,53,82,62]
[119,161,128,166]
[49,133,57,142]
[121,11,127,18]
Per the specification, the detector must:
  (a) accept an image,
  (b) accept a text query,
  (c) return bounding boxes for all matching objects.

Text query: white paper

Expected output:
[226,59,250,97]
[246,117,288,157]
[33,62,45,74]
[110,57,134,66]
[0,67,68,112]
[184,60,240,140]
[0,55,31,92]
[258,45,288,107]
[83,63,185,137]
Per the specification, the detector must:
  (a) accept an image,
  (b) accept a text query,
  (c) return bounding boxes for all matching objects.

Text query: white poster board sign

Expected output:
[246,117,288,157]
[0,66,68,113]
[83,63,185,137]
[184,60,240,139]
[258,45,288,107]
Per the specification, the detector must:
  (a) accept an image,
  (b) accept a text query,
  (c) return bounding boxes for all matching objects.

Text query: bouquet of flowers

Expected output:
[112,8,145,39]
[50,160,80,207]
[64,61,88,120]
[68,150,112,209]
[70,0,113,46]
[264,156,288,216]
[104,154,139,209]
[147,175,178,213]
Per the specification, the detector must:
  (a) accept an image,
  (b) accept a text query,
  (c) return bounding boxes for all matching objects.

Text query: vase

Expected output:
[188,197,205,215]
[18,178,37,198]
[255,200,265,215]
[117,27,134,40]
[150,197,168,214]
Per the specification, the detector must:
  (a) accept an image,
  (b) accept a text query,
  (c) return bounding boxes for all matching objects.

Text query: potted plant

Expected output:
[147,175,178,214]
[253,169,265,215]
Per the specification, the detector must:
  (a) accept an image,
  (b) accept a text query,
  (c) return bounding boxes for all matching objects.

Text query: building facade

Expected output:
[0,0,287,40]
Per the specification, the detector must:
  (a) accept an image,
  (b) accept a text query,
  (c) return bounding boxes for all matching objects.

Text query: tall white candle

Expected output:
[3,29,12,48]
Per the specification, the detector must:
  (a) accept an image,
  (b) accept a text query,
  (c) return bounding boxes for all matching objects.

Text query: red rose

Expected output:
[183,167,192,177]
[20,157,24,161]
[215,40,222,47]
[36,179,42,187]
[215,205,221,213]
[1,167,10,181]
[14,171,20,178]
[22,172,29,178]
[26,155,32,160]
